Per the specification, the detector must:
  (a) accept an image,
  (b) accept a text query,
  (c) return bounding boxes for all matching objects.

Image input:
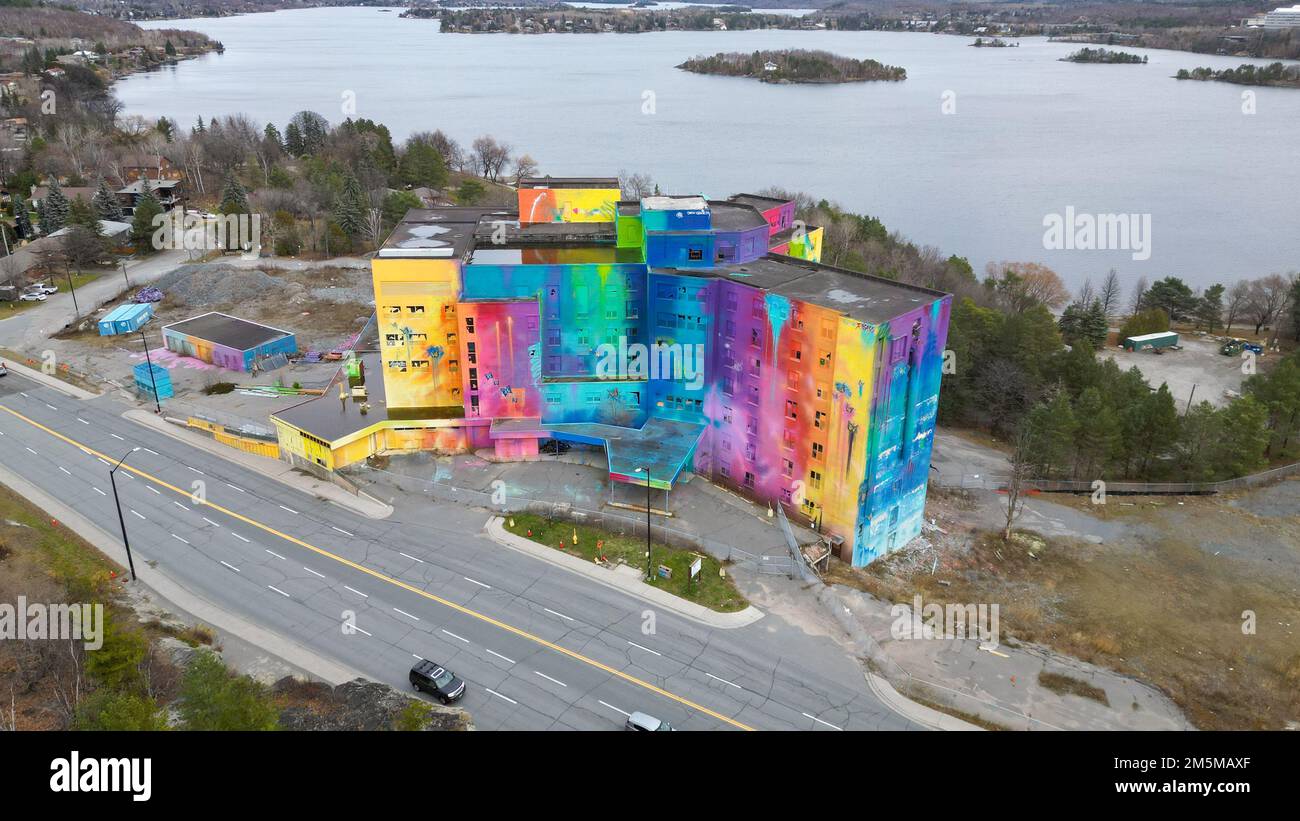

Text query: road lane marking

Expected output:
[485,689,517,705]
[45,403,57,411]
[24,447,36,455]
[802,712,843,731]
[398,552,424,564]
[485,649,515,665]
[707,673,742,690]
[109,433,124,440]
[350,626,372,637]
[231,532,250,543]
[265,550,286,561]
[628,641,661,657]
[171,534,190,545]
[92,487,106,496]
[186,466,204,474]
[278,505,298,515]
[220,561,240,573]
[463,576,491,589]
[331,526,354,536]
[343,586,368,598]
[146,486,160,495]
[142,448,159,456]
[441,629,470,644]
[267,585,290,598]
[599,700,631,718]
[129,509,146,520]
[173,501,189,511]
[225,483,245,493]
[303,567,326,579]
[202,517,221,527]
[58,466,71,475]
[0,404,756,732]
[544,608,574,622]
[533,671,567,688]
[77,418,89,425]
[393,608,420,621]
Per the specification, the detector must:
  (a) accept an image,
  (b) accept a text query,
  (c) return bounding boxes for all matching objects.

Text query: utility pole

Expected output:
[636,466,652,581]
[63,260,80,321]
[139,330,161,413]
[120,258,131,290]
[110,448,141,581]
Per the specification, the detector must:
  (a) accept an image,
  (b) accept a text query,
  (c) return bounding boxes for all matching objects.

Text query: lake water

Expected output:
[117,7,1300,290]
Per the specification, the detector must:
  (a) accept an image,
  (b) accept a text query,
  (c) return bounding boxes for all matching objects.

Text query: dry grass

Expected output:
[1038,671,1110,706]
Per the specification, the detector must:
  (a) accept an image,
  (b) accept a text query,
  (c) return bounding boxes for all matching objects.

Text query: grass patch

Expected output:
[503,512,747,612]
[1038,671,1110,706]
[907,694,1006,731]
[203,381,237,395]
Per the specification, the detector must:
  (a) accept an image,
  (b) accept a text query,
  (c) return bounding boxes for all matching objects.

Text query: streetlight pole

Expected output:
[120,259,131,290]
[109,448,141,581]
[63,260,80,321]
[636,466,652,581]
[139,330,161,414]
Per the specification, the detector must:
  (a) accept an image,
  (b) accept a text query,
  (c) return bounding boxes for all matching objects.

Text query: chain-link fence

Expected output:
[936,459,1300,496]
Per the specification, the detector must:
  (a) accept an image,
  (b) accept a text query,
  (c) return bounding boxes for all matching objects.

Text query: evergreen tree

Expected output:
[263,123,283,152]
[1024,390,1078,478]
[284,121,304,157]
[42,180,70,233]
[1072,387,1120,479]
[1195,283,1224,331]
[332,172,365,239]
[218,171,250,215]
[11,194,33,239]
[130,190,163,253]
[397,140,448,189]
[1209,395,1270,478]
[92,179,124,221]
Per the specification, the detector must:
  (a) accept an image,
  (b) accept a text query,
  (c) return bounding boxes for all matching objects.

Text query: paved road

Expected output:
[0,371,916,731]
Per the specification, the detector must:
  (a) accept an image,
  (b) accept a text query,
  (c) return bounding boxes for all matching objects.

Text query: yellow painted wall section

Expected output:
[518,188,620,224]
[822,317,878,554]
[272,418,335,470]
[373,258,463,410]
[787,226,824,263]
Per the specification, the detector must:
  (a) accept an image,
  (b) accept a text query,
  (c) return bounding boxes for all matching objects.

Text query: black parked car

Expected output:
[409,660,466,704]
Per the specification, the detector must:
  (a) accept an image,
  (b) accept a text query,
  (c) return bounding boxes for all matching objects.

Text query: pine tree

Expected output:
[34,198,48,235]
[130,190,163,252]
[43,180,70,233]
[263,123,283,152]
[1024,390,1078,479]
[1072,387,1120,479]
[92,179,124,221]
[284,122,304,157]
[12,195,33,239]
[218,171,249,215]
[333,172,365,239]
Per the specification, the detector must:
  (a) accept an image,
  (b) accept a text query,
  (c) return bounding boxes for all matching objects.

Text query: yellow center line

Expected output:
[0,403,755,731]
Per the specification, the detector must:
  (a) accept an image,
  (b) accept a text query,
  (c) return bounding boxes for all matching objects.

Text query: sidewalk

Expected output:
[123,408,393,520]
[484,515,764,629]
[0,357,99,400]
[0,460,364,687]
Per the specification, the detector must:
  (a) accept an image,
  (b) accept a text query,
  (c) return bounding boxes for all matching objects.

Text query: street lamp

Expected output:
[635,466,652,581]
[139,330,161,414]
[109,447,142,581]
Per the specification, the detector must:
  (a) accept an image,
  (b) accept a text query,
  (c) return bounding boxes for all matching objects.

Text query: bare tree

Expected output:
[512,154,539,184]
[470,135,511,182]
[1127,275,1148,317]
[1099,268,1122,318]
[1002,428,1033,541]
[618,169,656,199]
[1224,280,1250,333]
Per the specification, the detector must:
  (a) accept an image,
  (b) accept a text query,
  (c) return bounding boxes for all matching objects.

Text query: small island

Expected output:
[677,49,906,84]
[1176,62,1300,88]
[971,37,1017,48]
[1062,47,1147,64]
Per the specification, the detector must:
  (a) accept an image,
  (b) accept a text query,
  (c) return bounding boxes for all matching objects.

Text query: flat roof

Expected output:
[642,195,708,212]
[654,255,947,326]
[518,176,620,189]
[727,193,792,211]
[161,312,293,351]
[707,200,768,233]
[1125,331,1178,341]
[378,208,512,258]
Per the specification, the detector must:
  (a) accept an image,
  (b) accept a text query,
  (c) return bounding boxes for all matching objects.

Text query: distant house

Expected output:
[31,184,96,208]
[1,117,28,144]
[48,219,131,243]
[121,155,184,184]
[117,178,184,216]
[763,61,778,72]
[42,67,65,80]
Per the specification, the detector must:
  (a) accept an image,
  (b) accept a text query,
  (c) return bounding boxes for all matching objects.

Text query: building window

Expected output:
[466,342,477,364]
[785,400,798,420]
[812,442,824,460]
[810,470,823,490]
[781,458,794,477]
[815,410,826,429]
[688,248,703,261]
[465,317,475,334]
[743,471,755,488]
[408,305,425,314]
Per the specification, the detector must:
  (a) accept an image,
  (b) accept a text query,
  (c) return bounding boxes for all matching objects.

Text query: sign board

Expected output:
[689,557,702,580]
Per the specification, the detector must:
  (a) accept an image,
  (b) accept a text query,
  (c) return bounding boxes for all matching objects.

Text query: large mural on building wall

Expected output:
[518,188,620,224]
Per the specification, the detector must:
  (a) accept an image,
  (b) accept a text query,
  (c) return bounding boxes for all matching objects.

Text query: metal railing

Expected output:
[936,459,1300,496]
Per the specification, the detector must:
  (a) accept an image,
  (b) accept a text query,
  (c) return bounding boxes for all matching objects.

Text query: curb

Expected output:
[0,461,364,687]
[483,516,764,630]
[864,672,984,732]
[0,357,100,400]
[122,408,393,520]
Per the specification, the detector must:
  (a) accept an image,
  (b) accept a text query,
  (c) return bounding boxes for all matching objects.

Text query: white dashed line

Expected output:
[129,509,146,520]
[225,483,245,493]
[171,534,190,545]
[146,486,160,495]
[45,403,58,411]
[77,418,90,425]
[599,701,631,718]
[220,561,241,573]
[343,586,368,598]
[231,533,250,543]
[186,466,204,474]
[544,608,574,622]
[303,567,326,579]
[173,501,189,511]
[331,526,354,537]
[441,629,470,644]
[267,585,290,598]
[278,505,298,514]
[24,447,36,455]
[58,466,71,475]
[802,713,844,731]
[393,608,420,622]
[202,517,221,527]
[350,626,372,637]
[463,576,491,589]
[265,550,286,561]
[627,641,661,657]
[485,689,517,705]
[142,448,159,456]
[411,653,424,661]
[92,487,106,496]
[533,671,567,688]
[486,649,515,665]
[109,433,124,441]
[398,552,424,564]
[706,673,742,690]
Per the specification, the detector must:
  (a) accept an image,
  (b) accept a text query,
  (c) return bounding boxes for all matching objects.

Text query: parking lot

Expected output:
[1103,334,1255,409]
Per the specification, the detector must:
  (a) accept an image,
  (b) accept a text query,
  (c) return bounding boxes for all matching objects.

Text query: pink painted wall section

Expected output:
[457,301,543,420]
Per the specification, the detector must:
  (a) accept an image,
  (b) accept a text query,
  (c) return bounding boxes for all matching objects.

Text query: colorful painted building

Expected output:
[162,312,297,373]
[272,179,949,566]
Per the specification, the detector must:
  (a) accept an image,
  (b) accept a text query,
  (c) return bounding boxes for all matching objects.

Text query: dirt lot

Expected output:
[826,482,1300,730]
[1102,334,1262,409]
